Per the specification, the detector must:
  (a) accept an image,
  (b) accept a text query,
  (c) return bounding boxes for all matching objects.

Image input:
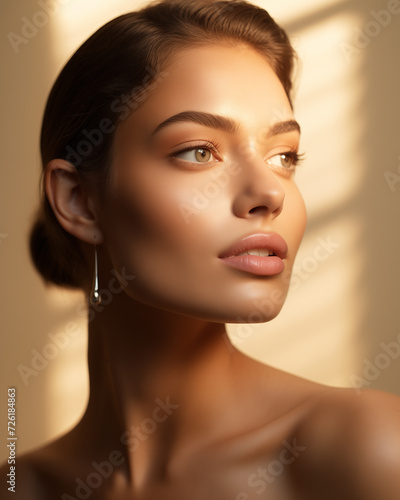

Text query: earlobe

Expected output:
[44,159,104,244]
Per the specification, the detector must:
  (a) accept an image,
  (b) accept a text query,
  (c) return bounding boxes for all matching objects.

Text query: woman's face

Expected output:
[100,44,307,323]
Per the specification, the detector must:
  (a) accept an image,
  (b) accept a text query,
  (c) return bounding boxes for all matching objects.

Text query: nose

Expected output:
[231,153,285,220]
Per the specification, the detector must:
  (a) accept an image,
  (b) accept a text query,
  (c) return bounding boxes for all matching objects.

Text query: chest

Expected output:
[118,436,306,500]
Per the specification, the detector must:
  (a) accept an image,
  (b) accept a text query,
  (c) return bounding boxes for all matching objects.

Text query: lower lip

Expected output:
[219,255,285,276]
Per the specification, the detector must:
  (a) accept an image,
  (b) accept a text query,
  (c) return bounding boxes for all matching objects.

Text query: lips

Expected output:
[218,233,288,276]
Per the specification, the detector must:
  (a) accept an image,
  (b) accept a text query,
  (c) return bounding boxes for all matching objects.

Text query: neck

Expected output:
[80,289,248,487]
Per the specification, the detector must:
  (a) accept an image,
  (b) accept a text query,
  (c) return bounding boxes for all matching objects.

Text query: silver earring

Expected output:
[89,245,101,306]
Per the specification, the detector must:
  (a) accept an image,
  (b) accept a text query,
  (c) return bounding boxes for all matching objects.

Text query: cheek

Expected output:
[104,168,191,266]
[282,183,307,260]
[101,161,223,310]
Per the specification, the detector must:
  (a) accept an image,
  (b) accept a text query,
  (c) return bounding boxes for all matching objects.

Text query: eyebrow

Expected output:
[268,119,301,137]
[150,110,300,138]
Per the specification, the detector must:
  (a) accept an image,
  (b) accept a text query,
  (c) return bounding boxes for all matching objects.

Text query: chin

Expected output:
[176,292,288,325]
[230,300,286,324]
[120,266,291,324]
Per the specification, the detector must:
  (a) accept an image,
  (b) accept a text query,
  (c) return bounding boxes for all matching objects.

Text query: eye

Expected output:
[266,152,303,171]
[176,147,213,163]
[171,141,220,165]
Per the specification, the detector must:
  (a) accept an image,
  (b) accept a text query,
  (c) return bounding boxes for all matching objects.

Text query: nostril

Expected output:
[249,206,269,215]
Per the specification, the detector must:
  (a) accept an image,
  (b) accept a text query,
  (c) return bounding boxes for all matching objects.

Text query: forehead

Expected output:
[118,44,294,140]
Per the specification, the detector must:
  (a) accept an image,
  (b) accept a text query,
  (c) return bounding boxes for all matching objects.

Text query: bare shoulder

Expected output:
[294,387,400,500]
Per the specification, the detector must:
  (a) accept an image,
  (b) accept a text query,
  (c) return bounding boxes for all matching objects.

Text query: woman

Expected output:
[5,0,400,498]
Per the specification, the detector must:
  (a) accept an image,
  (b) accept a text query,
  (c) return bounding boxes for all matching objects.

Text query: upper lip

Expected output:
[218,232,288,260]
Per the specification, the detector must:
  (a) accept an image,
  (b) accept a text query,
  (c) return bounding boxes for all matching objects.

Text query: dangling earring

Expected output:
[89,244,101,306]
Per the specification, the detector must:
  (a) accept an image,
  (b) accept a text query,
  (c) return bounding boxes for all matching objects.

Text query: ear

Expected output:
[44,159,104,245]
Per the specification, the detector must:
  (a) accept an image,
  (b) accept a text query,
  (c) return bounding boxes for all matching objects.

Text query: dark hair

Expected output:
[30,0,296,290]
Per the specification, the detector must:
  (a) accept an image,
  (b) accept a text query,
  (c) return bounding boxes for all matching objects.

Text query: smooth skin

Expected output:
[5,44,400,499]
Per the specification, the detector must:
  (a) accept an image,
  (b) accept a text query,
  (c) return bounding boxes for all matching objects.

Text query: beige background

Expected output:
[1,0,400,463]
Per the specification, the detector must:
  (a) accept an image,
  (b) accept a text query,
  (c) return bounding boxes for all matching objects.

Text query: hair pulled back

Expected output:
[30,0,296,290]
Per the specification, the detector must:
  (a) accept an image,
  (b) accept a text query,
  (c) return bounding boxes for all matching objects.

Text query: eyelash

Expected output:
[267,151,305,172]
[169,140,221,164]
[170,142,304,171]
